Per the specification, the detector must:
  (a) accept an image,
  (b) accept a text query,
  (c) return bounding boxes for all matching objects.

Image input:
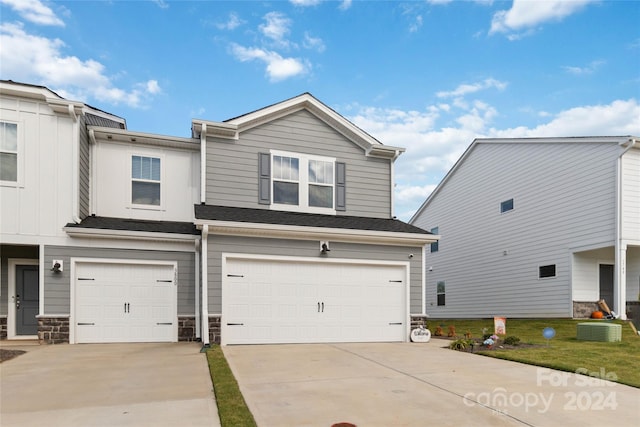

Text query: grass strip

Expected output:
[431,318,640,388]
[206,346,257,427]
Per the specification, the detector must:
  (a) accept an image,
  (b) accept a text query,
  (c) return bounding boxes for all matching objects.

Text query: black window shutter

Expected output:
[258,153,271,204]
[335,162,346,211]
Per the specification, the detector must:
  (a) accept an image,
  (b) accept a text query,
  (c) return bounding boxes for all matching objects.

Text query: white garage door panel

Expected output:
[224,258,406,345]
[75,262,176,343]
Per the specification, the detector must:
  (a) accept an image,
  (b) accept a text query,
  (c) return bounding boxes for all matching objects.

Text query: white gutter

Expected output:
[63,227,199,243]
[195,238,201,339]
[88,129,97,215]
[69,104,81,224]
[421,244,427,316]
[200,123,207,204]
[615,138,636,320]
[390,149,401,219]
[201,225,210,345]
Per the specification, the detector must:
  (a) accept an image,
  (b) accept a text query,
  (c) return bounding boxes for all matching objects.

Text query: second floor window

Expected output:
[270,151,336,213]
[132,155,161,206]
[0,122,18,182]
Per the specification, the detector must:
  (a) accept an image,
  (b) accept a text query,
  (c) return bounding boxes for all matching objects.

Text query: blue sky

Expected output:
[1,0,639,220]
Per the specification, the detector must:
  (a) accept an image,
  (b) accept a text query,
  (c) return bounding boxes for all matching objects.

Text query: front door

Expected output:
[16,265,39,335]
[599,264,614,306]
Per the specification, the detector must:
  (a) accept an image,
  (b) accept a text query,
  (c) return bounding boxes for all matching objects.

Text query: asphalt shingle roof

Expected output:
[65,216,199,235]
[195,205,431,235]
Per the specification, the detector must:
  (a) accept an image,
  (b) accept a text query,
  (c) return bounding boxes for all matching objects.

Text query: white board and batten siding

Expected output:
[413,141,622,318]
[206,109,392,218]
[621,147,640,243]
[72,260,178,343]
[222,256,408,345]
[0,95,76,241]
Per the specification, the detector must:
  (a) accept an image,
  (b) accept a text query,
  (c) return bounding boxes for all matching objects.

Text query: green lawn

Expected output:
[429,318,640,388]
[206,346,257,427]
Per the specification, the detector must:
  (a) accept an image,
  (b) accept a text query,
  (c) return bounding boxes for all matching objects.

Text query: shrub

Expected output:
[434,326,443,336]
[449,338,474,351]
[503,336,521,346]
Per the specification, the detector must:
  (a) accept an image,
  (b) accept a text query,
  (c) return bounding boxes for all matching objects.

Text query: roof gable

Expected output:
[192,93,404,159]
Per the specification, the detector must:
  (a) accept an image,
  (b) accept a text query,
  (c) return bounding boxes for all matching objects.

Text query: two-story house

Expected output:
[1,81,437,345]
[410,136,640,320]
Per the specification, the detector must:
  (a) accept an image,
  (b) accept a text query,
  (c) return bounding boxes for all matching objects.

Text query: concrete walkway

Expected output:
[0,342,220,427]
[224,340,640,427]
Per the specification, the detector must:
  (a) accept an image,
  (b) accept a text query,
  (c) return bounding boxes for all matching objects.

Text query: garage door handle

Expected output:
[227,323,244,326]
[389,280,403,283]
[78,278,95,281]
[227,274,244,278]
[157,322,173,325]
[78,322,95,326]
[322,302,324,312]
[389,322,402,325]
[157,280,173,283]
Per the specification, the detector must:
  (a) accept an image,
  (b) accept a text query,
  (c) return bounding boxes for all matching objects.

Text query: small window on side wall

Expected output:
[436,281,445,306]
[539,264,556,279]
[0,122,18,182]
[501,198,514,213]
[430,227,439,253]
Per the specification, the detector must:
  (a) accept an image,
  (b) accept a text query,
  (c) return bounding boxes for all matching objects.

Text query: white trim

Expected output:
[220,253,410,346]
[7,258,39,340]
[39,244,44,315]
[195,219,438,246]
[194,238,201,339]
[200,123,207,204]
[421,244,427,315]
[201,225,209,345]
[69,257,178,344]
[64,226,199,243]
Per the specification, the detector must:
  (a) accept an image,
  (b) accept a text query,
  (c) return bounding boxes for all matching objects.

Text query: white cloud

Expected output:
[347,97,639,220]
[152,0,169,9]
[490,0,596,36]
[436,78,507,98]
[216,12,244,30]
[1,0,64,26]
[260,11,291,47]
[339,0,352,11]
[230,43,309,82]
[409,15,423,33]
[303,32,325,52]
[290,0,322,6]
[562,59,605,75]
[0,22,159,107]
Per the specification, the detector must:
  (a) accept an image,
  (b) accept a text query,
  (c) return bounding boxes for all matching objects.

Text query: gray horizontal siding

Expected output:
[43,246,196,315]
[206,109,392,218]
[206,235,423,314]
[622,148,640,241]
[413,142,620,318]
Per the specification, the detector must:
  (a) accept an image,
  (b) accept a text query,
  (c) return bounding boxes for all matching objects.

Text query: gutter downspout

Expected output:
[200,123,207,204]
[422,244,427,316]
[615,138,636,320]
[201,225,210,346]
[195,238,201,339]
[69,104,81,224]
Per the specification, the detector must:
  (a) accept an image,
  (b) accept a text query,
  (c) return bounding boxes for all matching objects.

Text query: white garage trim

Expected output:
[221,253,410,345]
[70,258,178,344]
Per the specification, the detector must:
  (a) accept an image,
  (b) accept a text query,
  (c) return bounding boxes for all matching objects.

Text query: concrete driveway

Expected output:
[0,342,219,427]
[224,340,640,427]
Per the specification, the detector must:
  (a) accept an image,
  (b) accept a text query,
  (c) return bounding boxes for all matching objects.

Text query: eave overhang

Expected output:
[64,226,200,243]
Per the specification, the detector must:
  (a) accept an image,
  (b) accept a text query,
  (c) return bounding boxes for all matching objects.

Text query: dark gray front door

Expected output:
[599,264,614,306]
[16,265,39,335]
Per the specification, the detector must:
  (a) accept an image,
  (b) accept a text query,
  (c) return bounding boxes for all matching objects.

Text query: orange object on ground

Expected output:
[591,311,604,319]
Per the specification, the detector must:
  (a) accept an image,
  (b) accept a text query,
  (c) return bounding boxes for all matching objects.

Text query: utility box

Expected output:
[577,323,621,342]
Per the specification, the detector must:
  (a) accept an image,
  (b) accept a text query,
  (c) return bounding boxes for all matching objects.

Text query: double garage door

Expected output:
[223,257,407,345]
[75,262,177,343]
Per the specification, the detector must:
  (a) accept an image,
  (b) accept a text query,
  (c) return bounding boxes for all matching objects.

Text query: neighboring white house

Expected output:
[410,136,640,320]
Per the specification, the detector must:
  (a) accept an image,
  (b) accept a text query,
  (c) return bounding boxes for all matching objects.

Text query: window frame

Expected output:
[0,120,23,187]
[538,264,556,279]
[436,281,446,306]
[500,198,514,213]
[130,154,163,210]
[270,150,336,215]
[430,227,439,253]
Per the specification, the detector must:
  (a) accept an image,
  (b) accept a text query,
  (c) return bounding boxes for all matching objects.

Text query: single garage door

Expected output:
[75,262,177,343]
[223,257,407,345]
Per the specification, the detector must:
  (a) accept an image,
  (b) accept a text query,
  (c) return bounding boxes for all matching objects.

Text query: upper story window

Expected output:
[430,227,439,253]
[0,122,18,182]
[500,198,514,213]
[268,151,337,214]
[131,155,161,206]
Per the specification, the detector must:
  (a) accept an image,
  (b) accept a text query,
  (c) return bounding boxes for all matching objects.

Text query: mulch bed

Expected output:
[431,336,543,352]
[0,349,26,363]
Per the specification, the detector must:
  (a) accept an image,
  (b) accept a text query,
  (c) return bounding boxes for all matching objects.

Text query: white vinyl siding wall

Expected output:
[413,141,619,318]
[206,235,423,315]
[205,110,392,218]
[621,147,640,242]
